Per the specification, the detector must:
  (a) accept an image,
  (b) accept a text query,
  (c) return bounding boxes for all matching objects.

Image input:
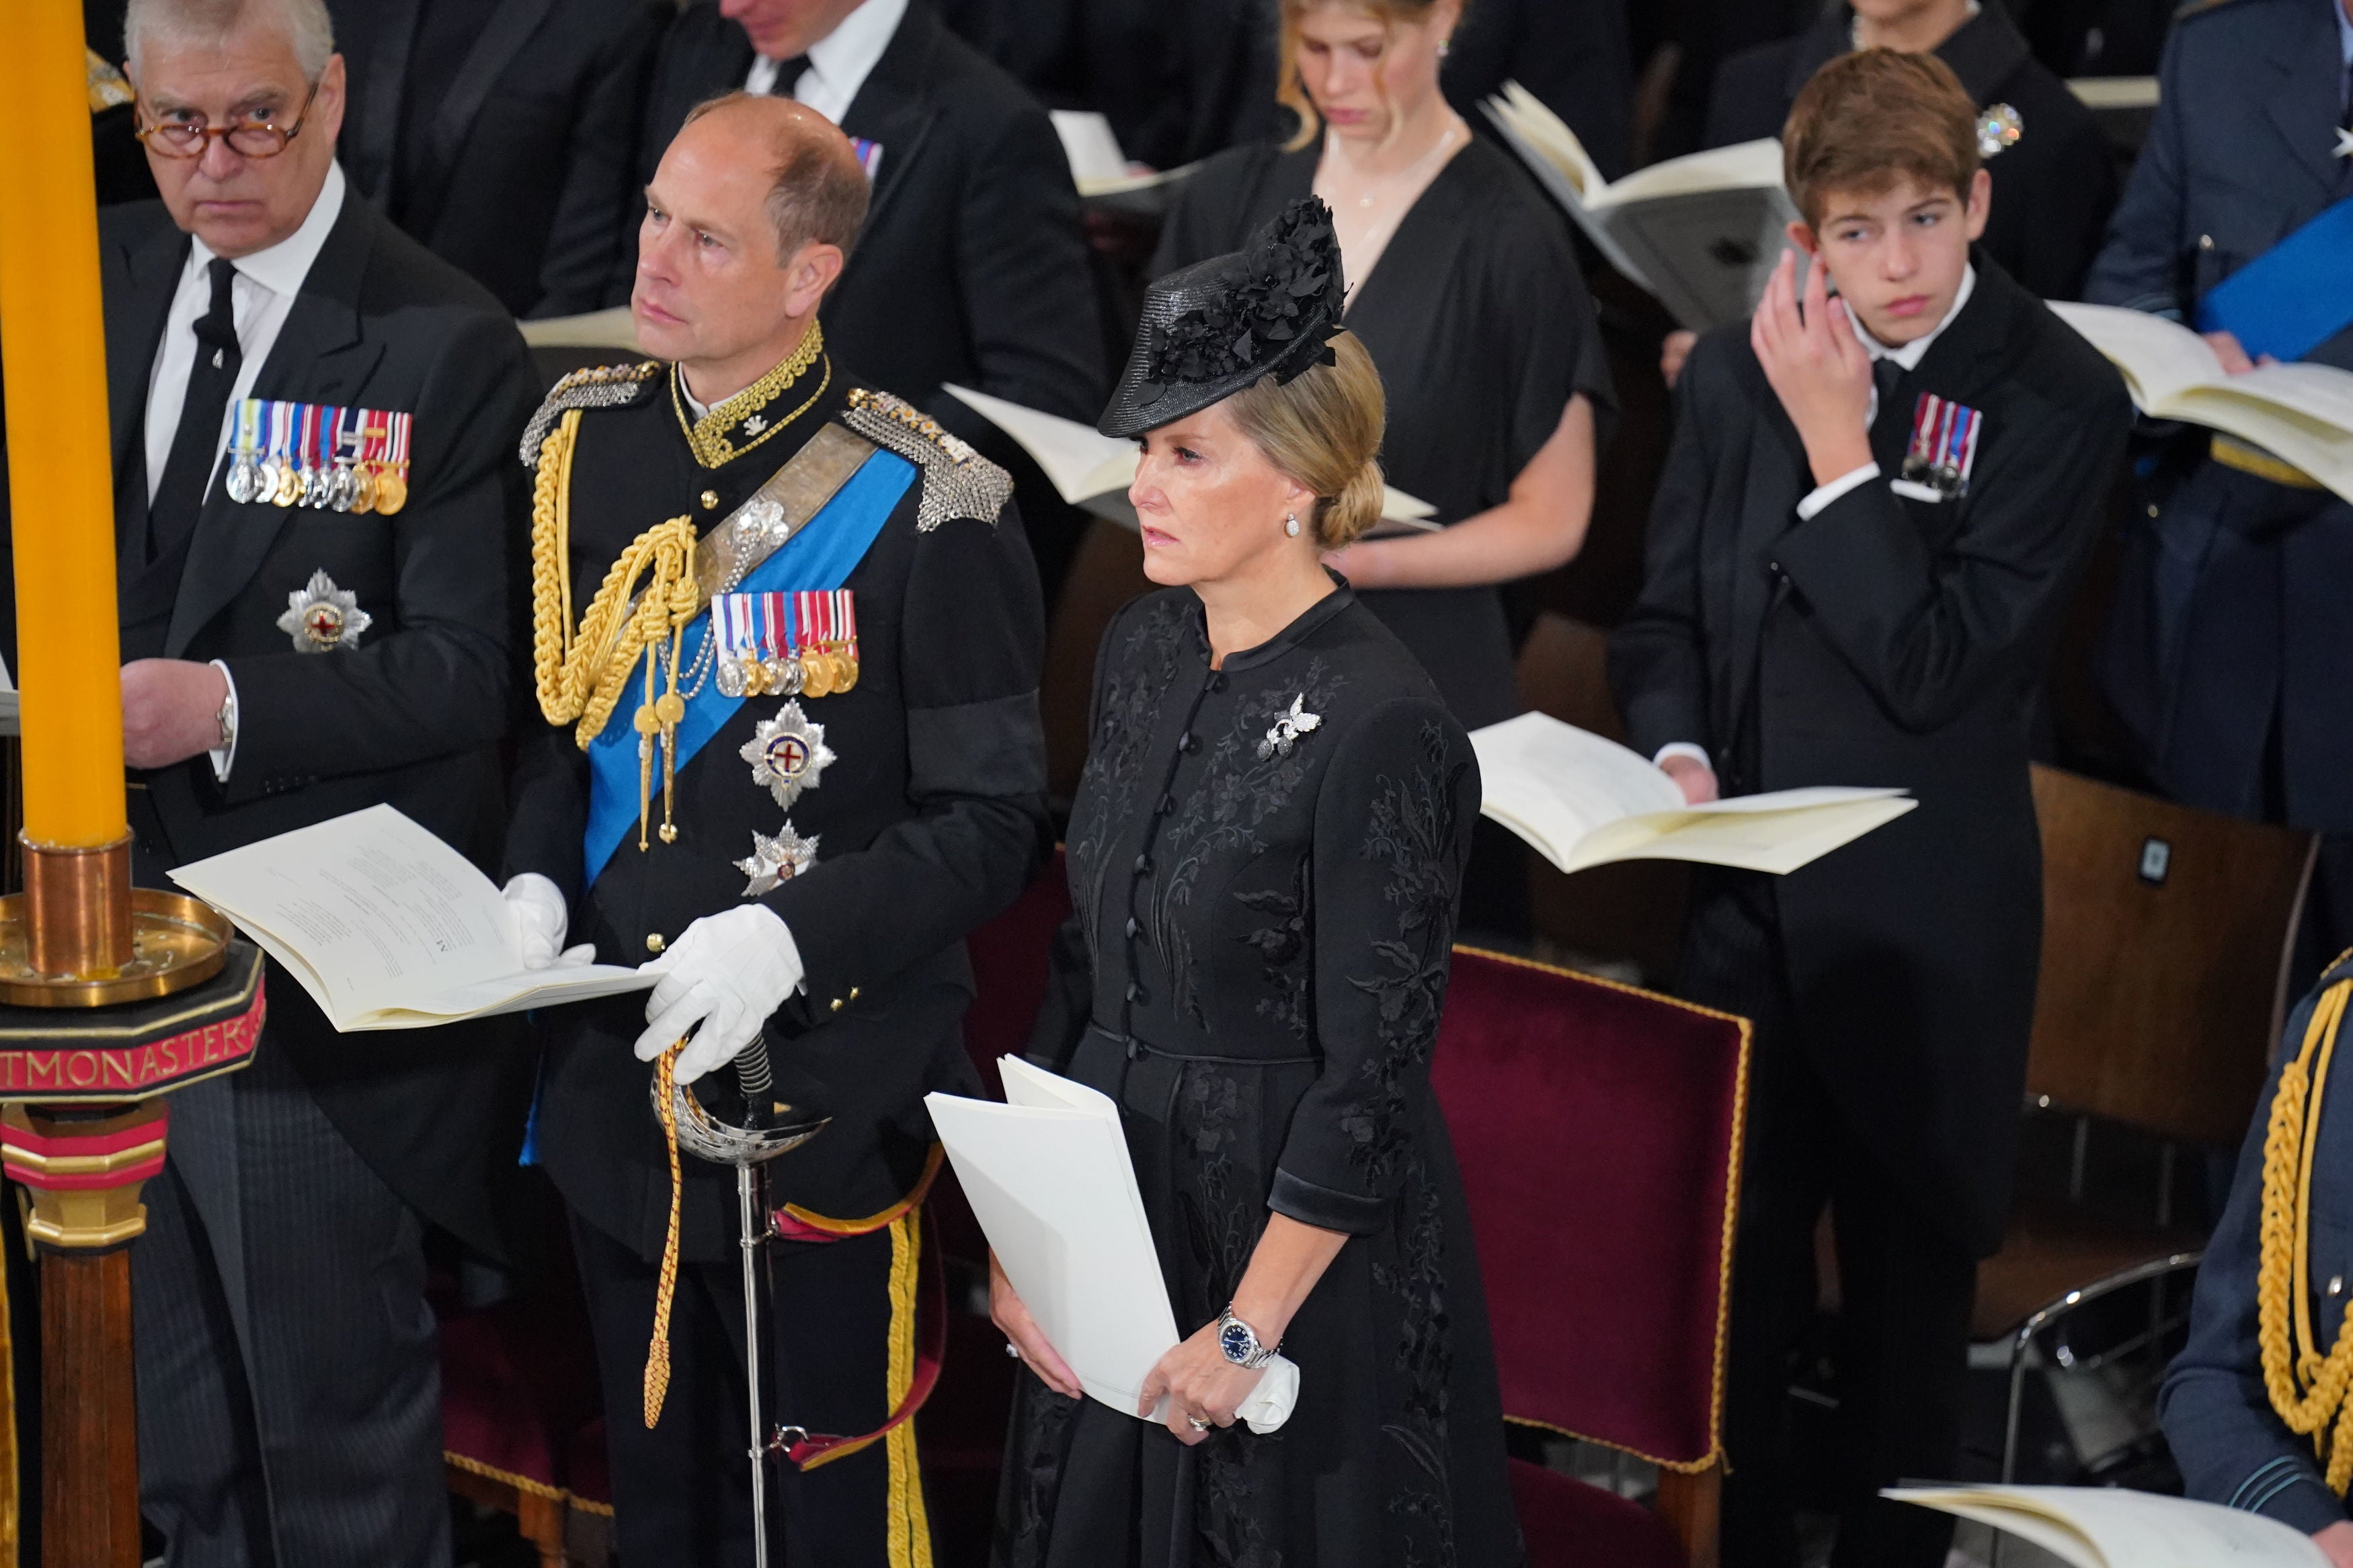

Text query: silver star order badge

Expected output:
[740,700,836,810]
[1974,102,2023,160]
[1257,694,1323,761]
[275,569,372,654]
[736,823,819,897]
[2336,126,2353,161]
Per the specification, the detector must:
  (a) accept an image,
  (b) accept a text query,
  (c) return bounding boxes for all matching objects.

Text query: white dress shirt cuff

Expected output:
[1653,742,1712,772]
[208,660,239,783]
[1794,462,1881,521]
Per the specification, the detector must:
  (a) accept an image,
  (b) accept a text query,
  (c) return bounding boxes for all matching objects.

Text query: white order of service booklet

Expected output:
[2048,301,2353,503]
[1888,1485,2329,1566]
[1471,712,1917,876]
[169,804,655,1031]
[943,383,1441,537]
[1481,79,1802,331]
[1047,109,1199,218]
[926,1057,1298,1429]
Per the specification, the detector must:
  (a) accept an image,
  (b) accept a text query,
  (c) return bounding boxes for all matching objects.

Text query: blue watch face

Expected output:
[1220,1319,1256,1362]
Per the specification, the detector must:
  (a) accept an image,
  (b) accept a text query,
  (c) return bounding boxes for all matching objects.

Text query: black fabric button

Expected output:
[1176,733,1196,753]
[1156,792,1174,815]
[1125,916,1140,938]
[1210,673,1229,693]
[1133,854,1152,875]
[1125,982,1149,1004]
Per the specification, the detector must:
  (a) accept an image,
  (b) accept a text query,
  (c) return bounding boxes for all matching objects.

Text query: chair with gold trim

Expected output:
[1431,947,1749,1568]
[438,1257,603,1568]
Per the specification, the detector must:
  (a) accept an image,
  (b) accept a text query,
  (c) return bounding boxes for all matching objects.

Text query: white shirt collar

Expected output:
[1853,262,1976,372]
[749,0,906,124]
[190,159,345,297]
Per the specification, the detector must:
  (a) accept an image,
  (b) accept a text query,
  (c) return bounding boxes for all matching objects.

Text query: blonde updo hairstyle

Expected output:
[1222,329,1387,549]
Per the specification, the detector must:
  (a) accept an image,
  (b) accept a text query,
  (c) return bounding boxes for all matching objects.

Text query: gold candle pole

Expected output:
[0,0,225,1004]
[0,8,267,1568]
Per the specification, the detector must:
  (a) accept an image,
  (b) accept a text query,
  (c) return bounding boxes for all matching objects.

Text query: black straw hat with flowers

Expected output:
[1098,196,1348,440]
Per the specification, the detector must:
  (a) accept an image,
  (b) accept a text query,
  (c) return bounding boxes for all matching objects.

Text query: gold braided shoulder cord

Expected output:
[530,410,705,844]
[2259,977,2353,1490]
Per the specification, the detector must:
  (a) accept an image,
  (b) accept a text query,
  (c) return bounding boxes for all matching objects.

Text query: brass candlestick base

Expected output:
[0,837,229,1007]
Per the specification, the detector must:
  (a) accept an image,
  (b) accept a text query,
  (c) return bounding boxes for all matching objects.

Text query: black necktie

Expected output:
[760,54,811,97]
[1872,356,1903,427]
[147,257,242,565]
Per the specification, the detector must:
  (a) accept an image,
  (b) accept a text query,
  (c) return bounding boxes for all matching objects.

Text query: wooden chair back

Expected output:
[2026,764,2315,1147]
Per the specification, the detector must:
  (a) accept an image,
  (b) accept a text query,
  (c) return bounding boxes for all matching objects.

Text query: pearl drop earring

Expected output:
[1285,513,1302,537]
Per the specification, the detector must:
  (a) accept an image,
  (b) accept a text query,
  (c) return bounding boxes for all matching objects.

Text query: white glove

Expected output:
[504,872,595,969]
[634,904,805,1085]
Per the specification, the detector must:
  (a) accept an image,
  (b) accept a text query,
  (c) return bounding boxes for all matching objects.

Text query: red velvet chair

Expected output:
[437,1247,604,1567]
[1432,948,1751,1568]
[921,857,1075,1565]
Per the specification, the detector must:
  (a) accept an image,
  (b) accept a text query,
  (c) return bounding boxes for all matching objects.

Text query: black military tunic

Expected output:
[506,346,1049,1567]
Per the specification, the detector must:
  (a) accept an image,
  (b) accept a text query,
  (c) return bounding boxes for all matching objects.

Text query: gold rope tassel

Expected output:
[645,1040,688,1428]
[529,411,702,750]
[2258,977,2353,1490]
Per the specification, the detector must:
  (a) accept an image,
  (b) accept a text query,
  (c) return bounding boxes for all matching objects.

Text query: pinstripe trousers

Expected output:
[132,1040,450,1568]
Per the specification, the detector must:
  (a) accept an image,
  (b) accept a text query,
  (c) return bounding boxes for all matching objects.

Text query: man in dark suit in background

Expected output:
[327,0,668,317]
[1612,51,2128,1568]
[99,0,536,1559]
[932,0,1286,172]
[622,0,1106,607]
[2085,0,2353,973]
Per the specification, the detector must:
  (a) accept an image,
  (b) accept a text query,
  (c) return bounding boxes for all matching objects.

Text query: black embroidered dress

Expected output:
[997,582,1524,1568]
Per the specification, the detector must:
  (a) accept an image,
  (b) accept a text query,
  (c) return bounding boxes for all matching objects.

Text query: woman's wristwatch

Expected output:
[1215,1305,1277,1370]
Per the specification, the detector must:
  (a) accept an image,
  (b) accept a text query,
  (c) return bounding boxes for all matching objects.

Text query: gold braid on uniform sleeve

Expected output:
[530,407,705,849]
[2259,975,2353,1491]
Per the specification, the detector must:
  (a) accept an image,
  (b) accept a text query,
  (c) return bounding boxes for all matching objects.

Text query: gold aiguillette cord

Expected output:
[645,1040,687,1427]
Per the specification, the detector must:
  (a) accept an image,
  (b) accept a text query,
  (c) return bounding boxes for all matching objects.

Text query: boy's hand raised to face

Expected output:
[1751,250,1877,489]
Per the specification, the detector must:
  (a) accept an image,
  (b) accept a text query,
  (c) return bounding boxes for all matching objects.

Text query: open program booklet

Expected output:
[168,804,653,1031]
[1481,79,1800,331]
[944,383,1440,534]
[926,1057,1299,1428]
[1888,1485,2330,1566]
[1471,712,1917,876]
[2048,302,2353,503]
[1048,110,1199,218]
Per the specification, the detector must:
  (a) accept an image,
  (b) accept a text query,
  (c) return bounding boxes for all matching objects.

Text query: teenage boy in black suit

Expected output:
[1611,50,2129,1568]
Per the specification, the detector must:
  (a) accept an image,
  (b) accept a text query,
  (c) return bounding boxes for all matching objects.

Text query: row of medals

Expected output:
[225,452,410,515]
[717,641,859,702]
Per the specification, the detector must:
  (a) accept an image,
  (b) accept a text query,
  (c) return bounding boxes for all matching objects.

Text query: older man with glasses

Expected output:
[93,0,537,1562]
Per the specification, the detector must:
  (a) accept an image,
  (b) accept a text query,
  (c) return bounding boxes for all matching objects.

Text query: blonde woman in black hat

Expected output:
[990,198,1521,1567]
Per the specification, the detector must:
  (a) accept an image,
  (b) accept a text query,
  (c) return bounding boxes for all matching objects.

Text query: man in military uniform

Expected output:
[2163,952,2353,1566]
[501,92,1047,1565]
[2085,0,2353,962]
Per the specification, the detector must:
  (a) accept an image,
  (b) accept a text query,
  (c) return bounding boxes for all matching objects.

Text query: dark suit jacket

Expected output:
[931,0,1287,171]
[97,195,539,1258]
[1706,0,2118,301]
[1442,0,1638,182]
[2083,0,2353,372]
[623,2,1106,438]
[331,0,668,317]
[1609,257,2130,1256]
